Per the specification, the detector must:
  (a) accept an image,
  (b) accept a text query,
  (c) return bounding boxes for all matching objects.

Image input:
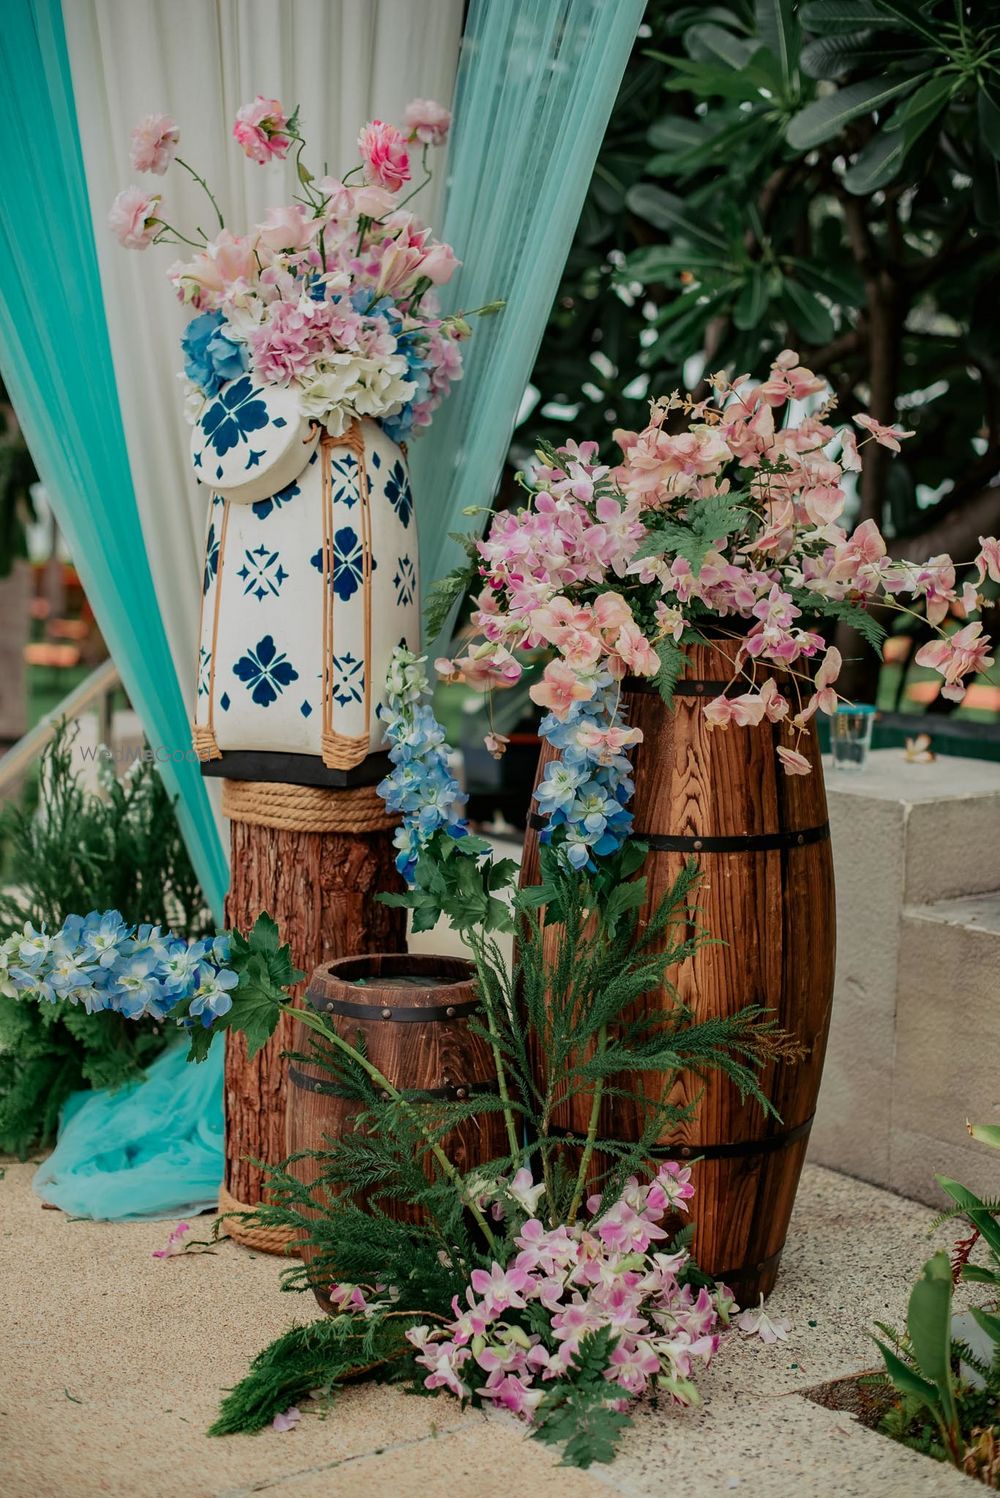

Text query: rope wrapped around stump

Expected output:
[221,778,398,833]
[217,1183,298,1255]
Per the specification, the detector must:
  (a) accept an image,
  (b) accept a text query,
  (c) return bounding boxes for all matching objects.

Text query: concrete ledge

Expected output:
[811,750,1000,1206]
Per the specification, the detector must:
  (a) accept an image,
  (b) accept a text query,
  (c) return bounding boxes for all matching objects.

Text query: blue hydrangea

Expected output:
[2,910,237,1026]
[181,310,248,397]
[376,647,468,883]
[534,679,635,871]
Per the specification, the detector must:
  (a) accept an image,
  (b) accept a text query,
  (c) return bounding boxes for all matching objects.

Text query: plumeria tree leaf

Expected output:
[786,77,917,150]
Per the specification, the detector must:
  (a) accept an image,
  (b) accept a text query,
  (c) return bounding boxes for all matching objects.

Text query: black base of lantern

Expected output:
[201,749,391,790]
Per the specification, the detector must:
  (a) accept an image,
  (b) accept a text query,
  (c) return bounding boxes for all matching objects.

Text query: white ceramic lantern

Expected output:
[191,376,420,784]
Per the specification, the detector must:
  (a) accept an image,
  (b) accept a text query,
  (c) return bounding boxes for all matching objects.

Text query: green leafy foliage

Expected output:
[874,1123,1000,1475]
[173,914,302,1063]
[209,1315,421,1436]
[532,1327,631,1467]
[379,829,516,936]
[0,725,210,1154]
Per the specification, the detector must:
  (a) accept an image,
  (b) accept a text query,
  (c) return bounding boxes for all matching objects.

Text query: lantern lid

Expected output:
[190,376,319,504]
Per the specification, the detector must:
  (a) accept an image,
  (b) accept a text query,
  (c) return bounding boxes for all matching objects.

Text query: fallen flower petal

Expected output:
[271,1406,302,1432]
[735,1293,792,1344]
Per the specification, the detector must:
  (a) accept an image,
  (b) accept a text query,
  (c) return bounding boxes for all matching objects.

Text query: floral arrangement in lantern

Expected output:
[111,98,498,781]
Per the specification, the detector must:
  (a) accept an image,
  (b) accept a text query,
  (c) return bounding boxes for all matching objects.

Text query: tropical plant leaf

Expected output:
[906,1251,958,1436]
[786,77,917,150]
[624,185,731,251]
[754,0,801,89]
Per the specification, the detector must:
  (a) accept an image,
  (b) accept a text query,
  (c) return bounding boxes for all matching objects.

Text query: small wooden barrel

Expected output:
[520,636,835,1301]
[285,952,508,1304]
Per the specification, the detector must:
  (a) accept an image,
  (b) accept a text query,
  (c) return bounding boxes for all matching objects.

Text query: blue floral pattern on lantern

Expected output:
[330,452,360,509]
[331,652,365,707]
[393,555,416,608]
[200,376,269,458]
[233,635,299,707]
[384,460,412,528]
[310,527,376,601]
[237,544,288,602]
[252,478,300,521]
[203,520,220,595]
[197,647,211,698]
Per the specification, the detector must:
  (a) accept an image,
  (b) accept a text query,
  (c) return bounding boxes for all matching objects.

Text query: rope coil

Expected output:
[218,1183,298,1255]
[221,777,397,833]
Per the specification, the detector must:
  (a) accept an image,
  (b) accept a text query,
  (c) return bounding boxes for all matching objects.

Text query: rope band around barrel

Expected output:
[527,814,829,853]
[222,778,398,833]
[218,1183,297,1255]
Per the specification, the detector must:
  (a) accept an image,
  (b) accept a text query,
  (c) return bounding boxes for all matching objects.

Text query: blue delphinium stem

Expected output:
[375,647,469,884]
[1,912,236,1028]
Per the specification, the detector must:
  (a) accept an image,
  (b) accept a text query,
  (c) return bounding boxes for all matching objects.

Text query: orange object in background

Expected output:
[24,642,80,669]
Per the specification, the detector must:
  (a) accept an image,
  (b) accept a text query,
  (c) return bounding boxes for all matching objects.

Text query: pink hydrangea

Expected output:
[129,113,179,175]
[403,98,452,146]
[233,96,292,164]
[108,187,161,249]
[358,120,411,193]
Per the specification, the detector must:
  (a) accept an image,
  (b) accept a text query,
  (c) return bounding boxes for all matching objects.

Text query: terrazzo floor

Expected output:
[0,1159,978,1498]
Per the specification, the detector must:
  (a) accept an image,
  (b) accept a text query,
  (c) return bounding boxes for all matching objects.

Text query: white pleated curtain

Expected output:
[62,0,463,708]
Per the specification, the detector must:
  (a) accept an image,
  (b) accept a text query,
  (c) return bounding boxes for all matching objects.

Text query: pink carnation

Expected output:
[233,96,292,164]
[129,113,179,175]
[403,98,452,146]
[358,120,411,193]
[108,187,161,249]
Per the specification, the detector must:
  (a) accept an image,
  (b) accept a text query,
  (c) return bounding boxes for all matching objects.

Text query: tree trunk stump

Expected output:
[222,803,406,1210]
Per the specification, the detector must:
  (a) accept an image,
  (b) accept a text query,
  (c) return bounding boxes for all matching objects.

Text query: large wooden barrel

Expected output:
[286,952,508,1305]
[520,636,835,1300]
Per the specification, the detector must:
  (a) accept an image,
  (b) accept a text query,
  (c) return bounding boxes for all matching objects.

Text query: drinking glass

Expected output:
[830,703,876,771]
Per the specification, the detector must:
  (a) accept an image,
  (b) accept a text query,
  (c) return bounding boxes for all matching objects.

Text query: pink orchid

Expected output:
[129,113,179,175]
[605,1338,661,1395]
[403,98,452,147]
[478,1372,544,1417]
[974,536,1000,586]
[610,620,660,678]
[915,621,995,702]
[795,647,842,727]
[108,187,161,250]
[484,732,510,760]
[152,1221,191,1258]
[704,690,767,729]
[271,1406,301,1432]
[840,426,862,472]
[469,1261,532,1317]
[776,744,812,776]
[233,96,292,164]
[358,120,411,193]
[853,413,915,453]
[452,643,522,692]
[530,660,594,717]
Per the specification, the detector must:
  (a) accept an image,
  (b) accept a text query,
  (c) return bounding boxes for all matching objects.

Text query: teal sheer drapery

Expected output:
[0,0,227,922]
[411,0,644,608]
[33,1041,223,1219]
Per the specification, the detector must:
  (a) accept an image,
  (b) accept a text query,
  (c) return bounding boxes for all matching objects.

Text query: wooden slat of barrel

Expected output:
[519,636,835,1300]
[285,952,508,1304]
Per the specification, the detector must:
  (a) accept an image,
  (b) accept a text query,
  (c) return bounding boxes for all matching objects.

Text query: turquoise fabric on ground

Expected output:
[33,1042,224,1221]
[0,0,227,923]
[411,0,645,618]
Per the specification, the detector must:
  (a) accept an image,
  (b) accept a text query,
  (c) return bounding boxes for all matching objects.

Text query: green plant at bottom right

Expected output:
[874,1123,1000,1487]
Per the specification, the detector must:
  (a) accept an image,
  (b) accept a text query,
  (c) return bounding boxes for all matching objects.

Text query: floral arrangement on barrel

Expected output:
[110,96,498,442]
[428,352,998,866]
